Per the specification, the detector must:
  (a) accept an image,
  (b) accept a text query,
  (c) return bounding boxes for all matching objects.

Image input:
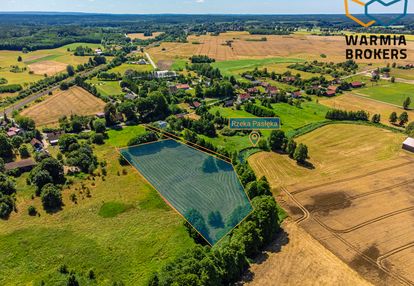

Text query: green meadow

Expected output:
[0,125,193,286]
[109,63,153,75]
[87,78,123,97]
[212,57,304,77]
[207,101,330,152]
[357,82,414,106]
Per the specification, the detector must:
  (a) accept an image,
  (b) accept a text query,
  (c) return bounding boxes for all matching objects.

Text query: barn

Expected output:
[402,137,414,153]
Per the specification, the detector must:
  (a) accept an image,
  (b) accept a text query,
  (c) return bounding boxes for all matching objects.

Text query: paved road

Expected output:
[145,52,157,69]
[3,65,106,116]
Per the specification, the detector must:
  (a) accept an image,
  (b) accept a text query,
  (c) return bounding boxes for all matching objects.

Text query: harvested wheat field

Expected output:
[148,32,414,63]
[21,86,106,126]
[244,220,372,286]
[28,60,68,76]
[249,124,414,286]
[127,32,163,40]
[319,94,414,128]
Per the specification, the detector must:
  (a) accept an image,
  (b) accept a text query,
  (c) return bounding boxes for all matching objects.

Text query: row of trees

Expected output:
[389,111,409,126]
[244,102,276,117]
[268,130,309,164]
[325,109,369,121]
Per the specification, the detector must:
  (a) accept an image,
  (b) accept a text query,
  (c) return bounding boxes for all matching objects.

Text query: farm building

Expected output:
[402,137,414,153]
[237,93,251,103]
[5,159,37,172]
[46,131,65,146]
[192,101,201,109]
[326,90,336,97]
[154,70,177,79]
[176,84,190,90]
[351,81,364,88]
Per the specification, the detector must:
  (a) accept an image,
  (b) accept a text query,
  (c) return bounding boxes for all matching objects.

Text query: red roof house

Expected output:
[351,82,364,88]
[176,84,190,90]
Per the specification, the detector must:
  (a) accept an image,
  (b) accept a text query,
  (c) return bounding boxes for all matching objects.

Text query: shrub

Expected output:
[28,205,37,216]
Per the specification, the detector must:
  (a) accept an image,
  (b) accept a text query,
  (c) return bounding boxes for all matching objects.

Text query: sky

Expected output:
[1,0,412,14]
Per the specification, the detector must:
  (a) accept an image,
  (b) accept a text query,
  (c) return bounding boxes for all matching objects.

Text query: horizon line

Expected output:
[1,11,413,16]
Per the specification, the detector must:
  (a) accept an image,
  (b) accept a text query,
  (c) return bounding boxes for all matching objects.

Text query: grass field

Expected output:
[109,63,153,75]
[0,125,194,285]
[357,82,414,106]
[211,58,304,77]
[87,78,123,97]
[21,86,106,126]
[249,124,414,285]
[0,43,101,85]
[106,125,147,147]
[391,68,414,80]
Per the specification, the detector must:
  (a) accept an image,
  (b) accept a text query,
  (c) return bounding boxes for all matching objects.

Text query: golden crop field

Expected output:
[127,32,163,40]
[28,60,68,76]
[249,124,414,286]
[0,43,101,85]
[319,93,414,128]
[21,86,106,126]
[148,32,414,63]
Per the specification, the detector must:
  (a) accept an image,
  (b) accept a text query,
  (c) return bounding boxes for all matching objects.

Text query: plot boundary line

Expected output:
[116,138,254,246]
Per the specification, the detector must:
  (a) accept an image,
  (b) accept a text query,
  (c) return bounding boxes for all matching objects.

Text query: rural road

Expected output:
[145,52,157,69]
[3,65,106,116]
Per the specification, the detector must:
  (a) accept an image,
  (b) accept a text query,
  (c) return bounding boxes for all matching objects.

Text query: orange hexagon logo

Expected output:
[344,0,376,27]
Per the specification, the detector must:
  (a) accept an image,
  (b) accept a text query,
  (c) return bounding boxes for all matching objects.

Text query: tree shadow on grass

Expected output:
[297,160,315,170]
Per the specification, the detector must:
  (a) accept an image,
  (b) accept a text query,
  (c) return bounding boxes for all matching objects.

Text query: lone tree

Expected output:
[17,56,22,62]
[399,112,409,126]
[294,143,308,164]
[66,65,75,76]
[40,184,63,211]
[371,114,381,124]
[389,112,398,124]
[403,97,412,110]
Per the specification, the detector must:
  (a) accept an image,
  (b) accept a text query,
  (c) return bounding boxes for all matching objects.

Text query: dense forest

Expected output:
[1,13,413,51]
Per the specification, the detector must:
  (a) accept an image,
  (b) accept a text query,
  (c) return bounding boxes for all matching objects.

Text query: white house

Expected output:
[402,137,414,153]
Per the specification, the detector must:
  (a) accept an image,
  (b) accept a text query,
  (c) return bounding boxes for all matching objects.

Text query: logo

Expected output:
[344,0,408,27]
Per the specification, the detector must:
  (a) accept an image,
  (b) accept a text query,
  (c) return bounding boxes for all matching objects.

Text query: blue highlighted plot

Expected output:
[119,139,253,245]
